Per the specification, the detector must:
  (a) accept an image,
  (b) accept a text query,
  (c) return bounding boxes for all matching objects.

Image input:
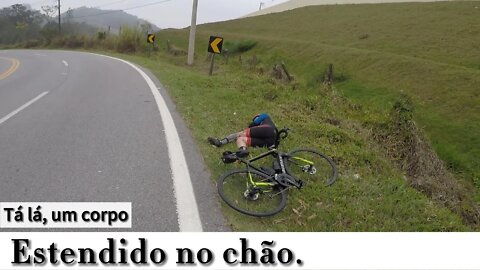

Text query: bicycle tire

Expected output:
[285,148,338,186]
[218,168,287,217]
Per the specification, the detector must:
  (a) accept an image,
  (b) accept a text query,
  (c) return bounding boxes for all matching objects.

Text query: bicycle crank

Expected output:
[275,173,301,188]
[244,189,259,201]
[303,165,317,175]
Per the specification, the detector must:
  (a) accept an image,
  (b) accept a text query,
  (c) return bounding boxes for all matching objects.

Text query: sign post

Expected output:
[209,54,216,76]
[207,36,224,76]
[147,33,155,57]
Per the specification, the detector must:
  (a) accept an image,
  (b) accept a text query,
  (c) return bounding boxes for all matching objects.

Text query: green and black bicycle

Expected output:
[217,128,338,217]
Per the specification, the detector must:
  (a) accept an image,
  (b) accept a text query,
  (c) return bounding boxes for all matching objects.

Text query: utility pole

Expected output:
[187,0,198,66]
[57,0,61,34]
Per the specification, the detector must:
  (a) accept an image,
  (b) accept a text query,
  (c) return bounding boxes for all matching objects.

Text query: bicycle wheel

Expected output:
[285,148,338,186]
[218,169,287,217]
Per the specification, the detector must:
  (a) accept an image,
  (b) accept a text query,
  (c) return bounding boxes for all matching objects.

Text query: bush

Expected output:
[97,31,107,40]
[103,36,116,50]
[224,40,257,55]
[65,35,85,48]
[22,39,42,48]
[83,37,96,49]
[116,25,141,53]
[50,36,67,48]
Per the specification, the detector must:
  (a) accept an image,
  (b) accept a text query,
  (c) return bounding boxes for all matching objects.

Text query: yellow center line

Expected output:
[0,57,20,81]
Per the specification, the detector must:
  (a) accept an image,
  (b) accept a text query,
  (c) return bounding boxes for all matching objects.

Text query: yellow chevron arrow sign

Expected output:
[208,36,223,54]
[147,34,155,44]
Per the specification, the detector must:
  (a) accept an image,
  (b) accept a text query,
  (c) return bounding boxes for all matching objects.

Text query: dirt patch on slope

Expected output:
[373,95,480,227]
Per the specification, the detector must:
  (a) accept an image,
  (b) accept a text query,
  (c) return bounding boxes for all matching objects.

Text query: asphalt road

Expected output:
[0,50,229,232]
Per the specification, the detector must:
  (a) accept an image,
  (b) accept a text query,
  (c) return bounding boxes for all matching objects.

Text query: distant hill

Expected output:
[62,7,160,34]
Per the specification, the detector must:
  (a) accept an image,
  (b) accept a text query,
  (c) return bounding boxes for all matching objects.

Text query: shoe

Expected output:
[208,137,222,147]
[236,148,249,158]
[222,151,237,163]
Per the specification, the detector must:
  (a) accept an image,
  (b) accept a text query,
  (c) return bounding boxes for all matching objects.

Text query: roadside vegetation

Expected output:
[0,4,152,53]
[1,1,479,231]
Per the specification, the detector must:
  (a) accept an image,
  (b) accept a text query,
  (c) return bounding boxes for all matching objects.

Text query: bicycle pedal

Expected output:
[297,180,305,189]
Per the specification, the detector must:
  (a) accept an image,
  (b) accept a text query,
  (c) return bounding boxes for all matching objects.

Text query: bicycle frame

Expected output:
[217,127,338,217]
[236,148,288,189]
[229,127,316,190]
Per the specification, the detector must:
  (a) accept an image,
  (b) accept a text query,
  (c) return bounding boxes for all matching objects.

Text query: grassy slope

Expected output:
[116,53,467,231]
[102,1,479,231]
[160,1,480,191]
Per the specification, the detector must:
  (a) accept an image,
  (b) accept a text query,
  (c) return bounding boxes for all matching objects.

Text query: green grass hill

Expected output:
[140,1,479,231]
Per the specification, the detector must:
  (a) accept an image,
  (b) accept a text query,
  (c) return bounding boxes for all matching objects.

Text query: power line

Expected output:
[70,0,172,19]
[95,0,130,9]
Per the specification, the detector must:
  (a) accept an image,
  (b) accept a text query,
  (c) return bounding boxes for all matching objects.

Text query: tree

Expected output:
[65,8,73,23]
[0,4,44,44]
[41,5,56,20]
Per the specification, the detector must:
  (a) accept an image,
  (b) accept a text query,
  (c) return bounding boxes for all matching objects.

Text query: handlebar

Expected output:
[278,127,290,140]
[274,127,290,148]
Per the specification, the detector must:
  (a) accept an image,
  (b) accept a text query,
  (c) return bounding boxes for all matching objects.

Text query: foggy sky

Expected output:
[0,0,290,28]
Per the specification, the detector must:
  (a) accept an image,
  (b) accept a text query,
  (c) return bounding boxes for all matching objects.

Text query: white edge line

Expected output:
[91,53,203,232]
[62,60,68,67]
[0,91,49,126]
